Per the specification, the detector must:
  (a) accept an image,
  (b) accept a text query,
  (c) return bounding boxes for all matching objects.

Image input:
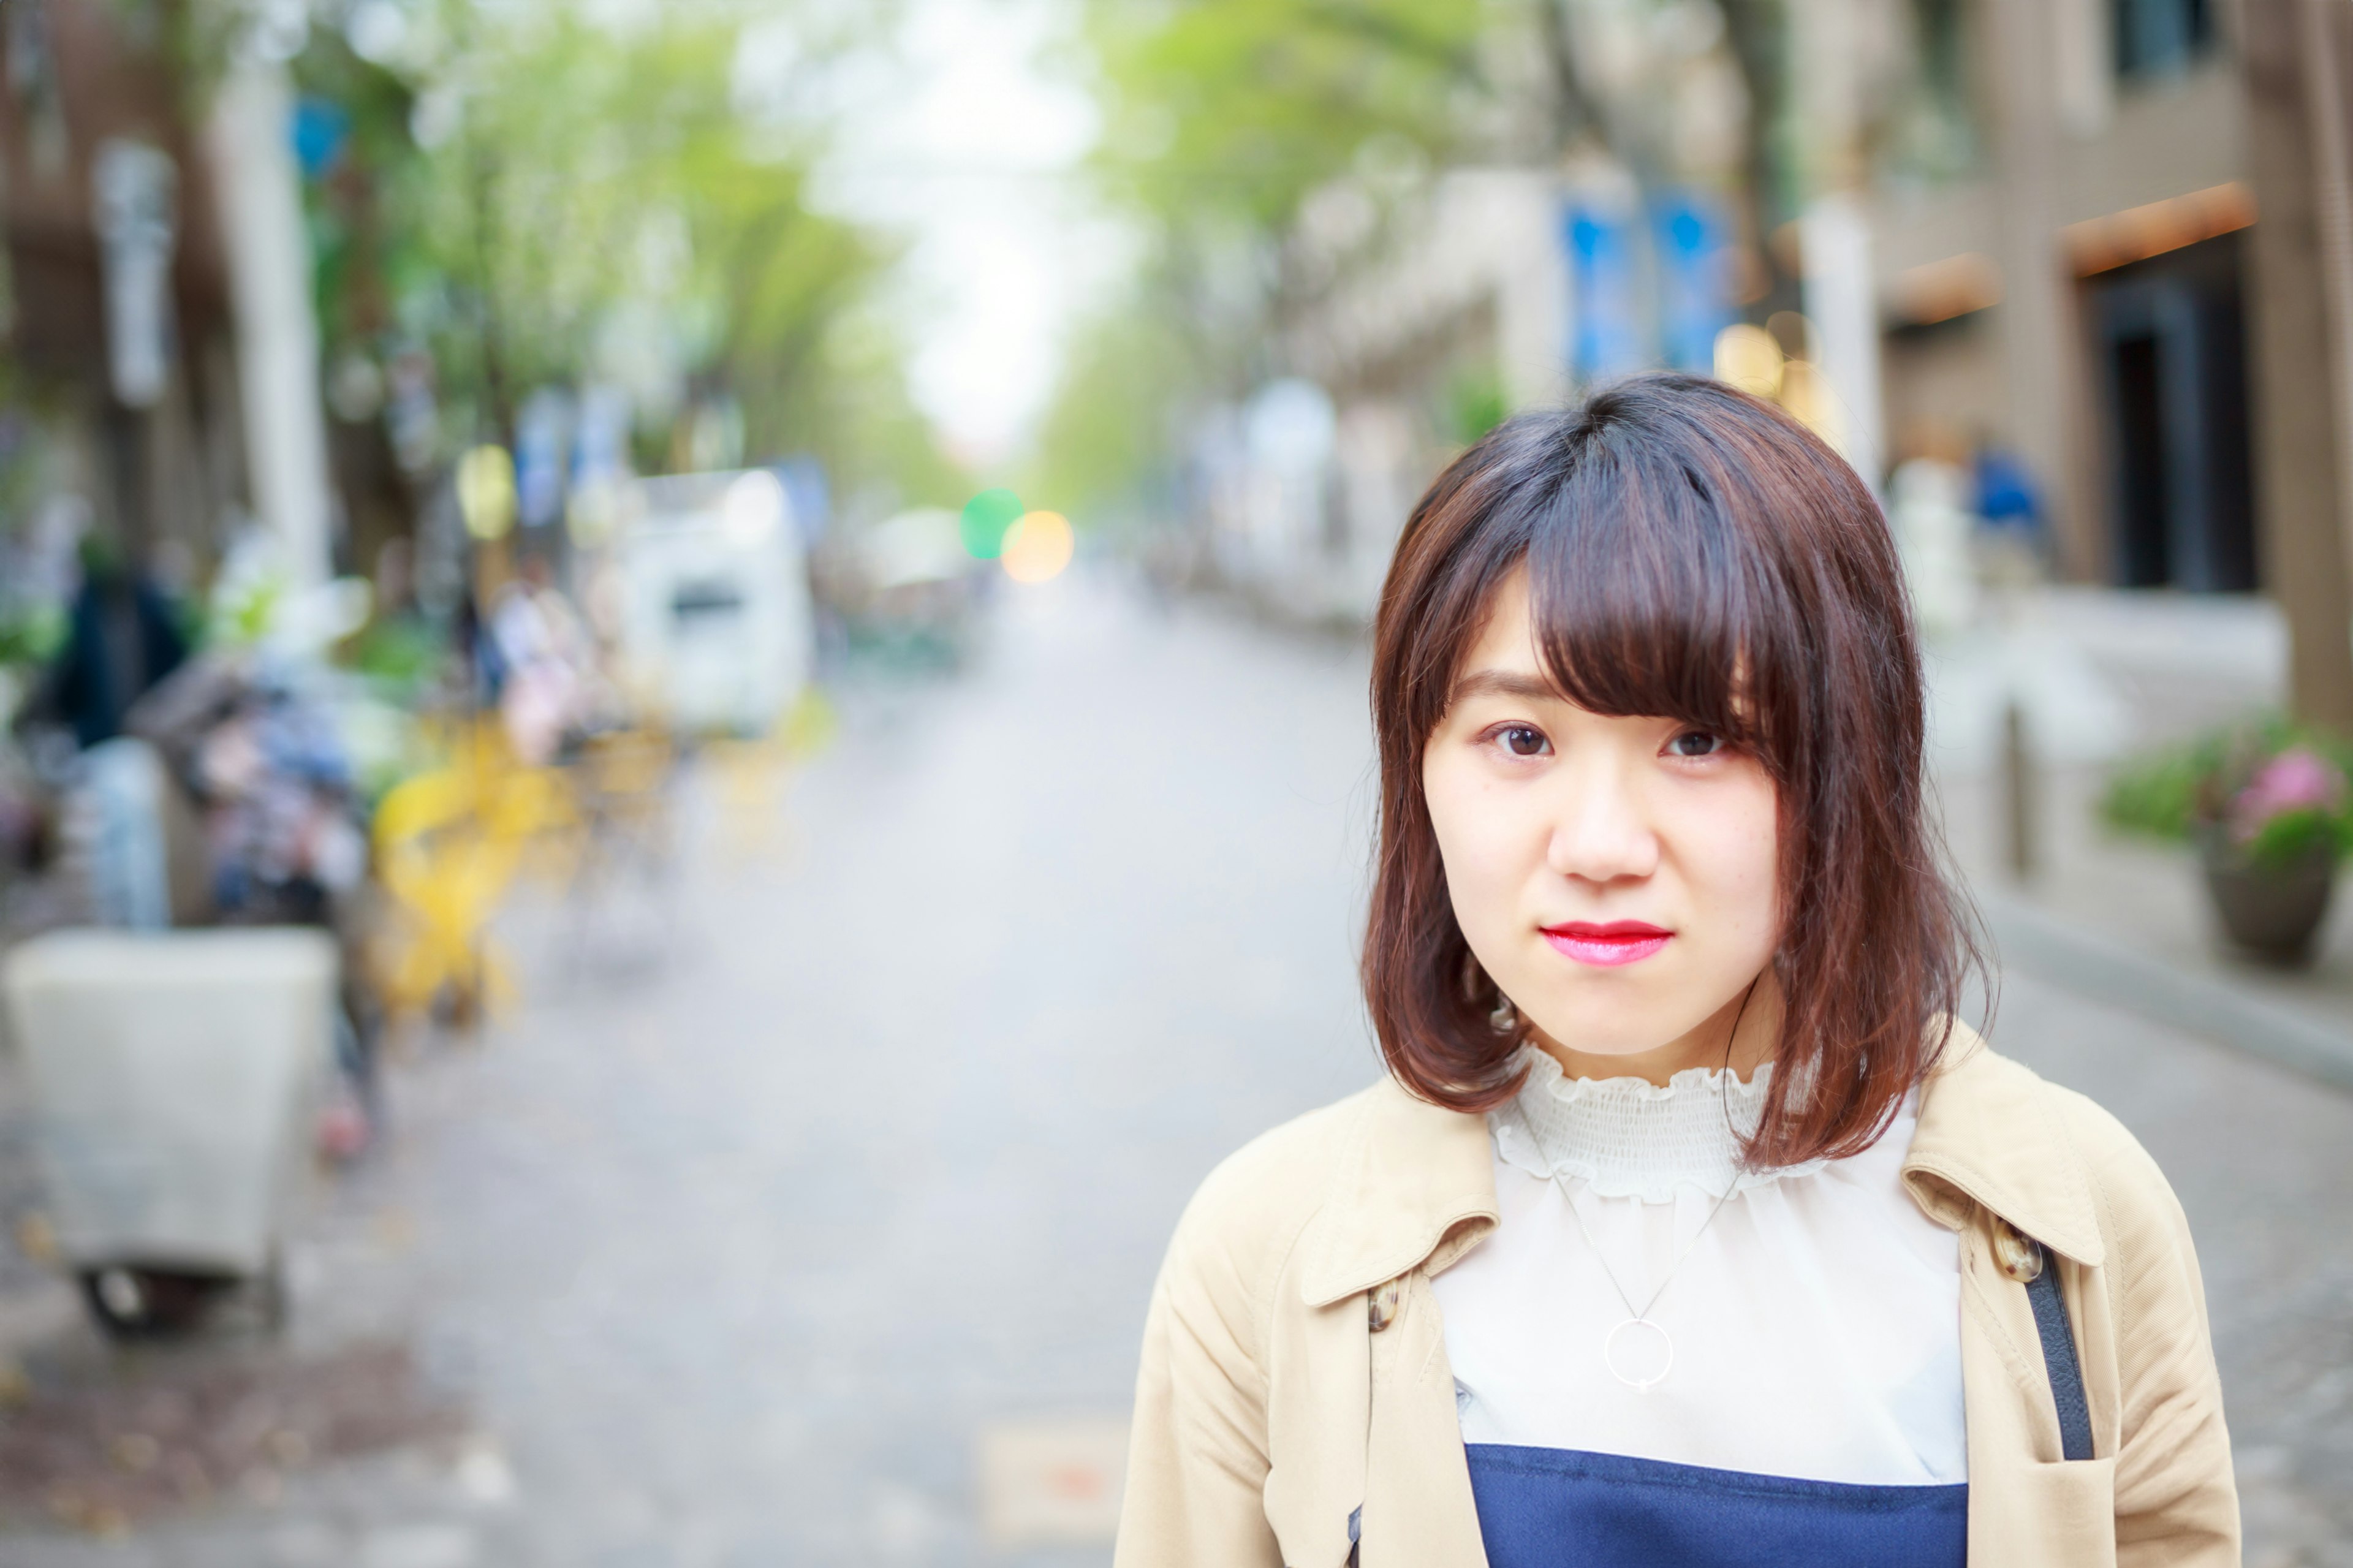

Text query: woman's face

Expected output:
[1421,571,1783,1072]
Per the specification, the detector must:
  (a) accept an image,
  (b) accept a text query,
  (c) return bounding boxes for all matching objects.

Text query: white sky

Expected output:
[806,0,1130,470]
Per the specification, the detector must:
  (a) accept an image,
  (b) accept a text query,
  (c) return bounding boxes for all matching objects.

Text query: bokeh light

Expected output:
[722,471,787,544]
[1000,510,1074,584]
[1713,324,1783,400]
[960,488,1025,559]
[1776,359,1843,449]
[566,477,621,548]
[457,444,517,541]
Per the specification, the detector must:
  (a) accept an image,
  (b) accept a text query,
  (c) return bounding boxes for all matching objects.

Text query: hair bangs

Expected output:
[1522,433,1781,756]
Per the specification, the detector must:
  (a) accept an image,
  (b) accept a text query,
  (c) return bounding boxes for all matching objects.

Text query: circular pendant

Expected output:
[1605,1317,1675,1392]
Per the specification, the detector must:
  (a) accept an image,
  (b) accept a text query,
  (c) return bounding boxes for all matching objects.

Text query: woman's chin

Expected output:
[1519,1014,1697,1064]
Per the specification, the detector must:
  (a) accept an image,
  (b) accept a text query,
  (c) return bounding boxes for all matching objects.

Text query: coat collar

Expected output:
[1299,1076,1498,1308]
[1903,1022,2107,1266]
[1297,1021,2104,1308]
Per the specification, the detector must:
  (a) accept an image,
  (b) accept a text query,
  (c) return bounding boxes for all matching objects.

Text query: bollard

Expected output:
[2002,700,2036,881]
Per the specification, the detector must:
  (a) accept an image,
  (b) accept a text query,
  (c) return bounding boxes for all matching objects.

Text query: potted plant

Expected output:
[2103,723,2353,966]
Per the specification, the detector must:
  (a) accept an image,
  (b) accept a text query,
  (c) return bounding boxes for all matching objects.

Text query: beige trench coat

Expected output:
[1113,1028,2238,1567]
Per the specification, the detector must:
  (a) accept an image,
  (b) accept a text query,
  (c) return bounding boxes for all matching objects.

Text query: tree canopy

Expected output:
[294,0,951,500]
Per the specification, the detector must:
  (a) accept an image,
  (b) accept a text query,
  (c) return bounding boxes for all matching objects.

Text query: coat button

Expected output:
[1990,1219,2045,1282]
[1368,1278,1403,1331]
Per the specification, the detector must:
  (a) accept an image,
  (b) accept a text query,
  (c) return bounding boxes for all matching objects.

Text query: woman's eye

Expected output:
[1498,725,1550,757]
[1668,730,1724,759]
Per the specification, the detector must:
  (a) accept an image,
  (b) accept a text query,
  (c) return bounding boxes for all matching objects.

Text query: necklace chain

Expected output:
[1510,1099,1741,1387]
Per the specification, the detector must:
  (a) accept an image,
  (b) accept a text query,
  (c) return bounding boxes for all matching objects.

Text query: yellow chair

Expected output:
[370,719,580,1027]
[372,769,510,1026]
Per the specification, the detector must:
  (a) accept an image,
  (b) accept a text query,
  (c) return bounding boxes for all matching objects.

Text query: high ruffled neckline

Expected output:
[1490,1047,1826,1202]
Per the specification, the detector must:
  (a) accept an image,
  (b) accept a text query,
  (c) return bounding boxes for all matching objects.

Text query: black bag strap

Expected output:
[2022,1239,2095,1461]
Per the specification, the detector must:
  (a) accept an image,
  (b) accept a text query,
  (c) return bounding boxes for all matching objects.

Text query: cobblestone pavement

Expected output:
[1,575,2349,1566]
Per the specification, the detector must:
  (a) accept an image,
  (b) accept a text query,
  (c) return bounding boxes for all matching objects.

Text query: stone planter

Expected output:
[2197,828,2338,966]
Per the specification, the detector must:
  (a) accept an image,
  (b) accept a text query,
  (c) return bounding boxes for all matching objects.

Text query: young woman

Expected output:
[1115,376,2237,1567]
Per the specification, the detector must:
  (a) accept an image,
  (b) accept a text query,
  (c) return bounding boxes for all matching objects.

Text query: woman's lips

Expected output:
[1541,921,1673,968]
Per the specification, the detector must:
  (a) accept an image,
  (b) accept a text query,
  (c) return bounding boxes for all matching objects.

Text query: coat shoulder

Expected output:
[1170,1080,1387,1274]
[1927,1039,2192,1265]
[2035,1072,2197,1258]
[1972,1046,2187,1225]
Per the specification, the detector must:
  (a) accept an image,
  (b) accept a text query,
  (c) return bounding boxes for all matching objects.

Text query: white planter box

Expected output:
[2,928,335,1277]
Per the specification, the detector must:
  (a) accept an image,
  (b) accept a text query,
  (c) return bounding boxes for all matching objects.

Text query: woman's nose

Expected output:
[1544,768,1659,884]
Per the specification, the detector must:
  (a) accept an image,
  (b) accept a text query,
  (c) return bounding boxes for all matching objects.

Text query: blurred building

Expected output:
[1230,170,1568,621]
[1,0,332,588]
[1871,0,2257,593]
[1,0,239,566]
[1169,1,2353,684]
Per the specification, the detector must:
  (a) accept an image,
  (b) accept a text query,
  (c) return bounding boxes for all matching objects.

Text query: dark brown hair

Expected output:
[1362,372,1980,1168]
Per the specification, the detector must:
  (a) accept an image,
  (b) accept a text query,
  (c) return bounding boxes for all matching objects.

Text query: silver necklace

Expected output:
[1510,1099,1740,1393]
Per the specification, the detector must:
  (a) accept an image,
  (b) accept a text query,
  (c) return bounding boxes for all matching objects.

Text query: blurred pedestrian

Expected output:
[1117,376,2236,1567]
[488,551,599,764]
[25,534,189,749]
[1974,444,2050,596]
[1889,455,1980,638]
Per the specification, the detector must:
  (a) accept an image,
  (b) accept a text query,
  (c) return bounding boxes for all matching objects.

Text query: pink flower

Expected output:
[2229,748,2345,841]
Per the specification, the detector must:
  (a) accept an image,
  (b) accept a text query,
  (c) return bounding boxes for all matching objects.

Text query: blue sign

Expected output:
[1653,190,1735,374]
[1566,203,1645,381]
[290,98,350,179]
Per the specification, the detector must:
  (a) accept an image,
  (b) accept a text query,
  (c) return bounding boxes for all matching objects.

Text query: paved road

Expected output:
[3,575,2348,1566]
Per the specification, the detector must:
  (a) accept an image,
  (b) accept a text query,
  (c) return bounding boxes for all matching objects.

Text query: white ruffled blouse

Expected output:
[1431,1048,1968,1486]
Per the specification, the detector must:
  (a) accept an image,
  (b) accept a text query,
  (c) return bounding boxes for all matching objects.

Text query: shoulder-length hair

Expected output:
[1362,372,1981,1168]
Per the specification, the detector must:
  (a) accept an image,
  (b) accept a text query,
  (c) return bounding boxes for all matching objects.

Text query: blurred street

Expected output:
[4,0,2353,1562]
[1,576,2347,1566]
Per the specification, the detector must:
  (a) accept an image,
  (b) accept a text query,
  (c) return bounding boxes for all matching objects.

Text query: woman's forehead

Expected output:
[1463,569,1540,663]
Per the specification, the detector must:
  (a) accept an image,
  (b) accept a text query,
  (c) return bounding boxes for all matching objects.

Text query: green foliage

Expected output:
[1444,364,1508,446]
[290,1,945,494]
[0,605,64,670]
[2102,716,2353,869]
[292,34,419,354]
[2243,806,2343,869]
[344,616,446,692]
[2101,735,2225,841]
[1041,0,1500,514]
[1089,0,1490,233]
[211,574,283,650]
[1026,308,1200,518]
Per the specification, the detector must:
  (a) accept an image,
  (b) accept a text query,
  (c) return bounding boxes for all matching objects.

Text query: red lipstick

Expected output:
[1541,920,1673,968]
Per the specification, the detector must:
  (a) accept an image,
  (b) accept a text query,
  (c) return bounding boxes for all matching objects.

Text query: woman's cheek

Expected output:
[1468,795,1543,917]
[1687,786,1781,952]
[1431,789,1525,957]
[1441,820,1510,937]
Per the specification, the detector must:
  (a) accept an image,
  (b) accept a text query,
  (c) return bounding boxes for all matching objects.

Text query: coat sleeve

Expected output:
[2090,1113,2240,1567]
[1113,1197,1287,1568]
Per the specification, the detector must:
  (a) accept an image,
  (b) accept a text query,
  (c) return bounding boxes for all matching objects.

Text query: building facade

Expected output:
[1871,0,2259,593]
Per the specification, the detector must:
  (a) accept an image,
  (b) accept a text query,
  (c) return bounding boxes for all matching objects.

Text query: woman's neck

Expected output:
[1527,972,1783,1087]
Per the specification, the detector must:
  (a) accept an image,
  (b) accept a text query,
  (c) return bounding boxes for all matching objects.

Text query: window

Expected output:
[2113,0,2213,81]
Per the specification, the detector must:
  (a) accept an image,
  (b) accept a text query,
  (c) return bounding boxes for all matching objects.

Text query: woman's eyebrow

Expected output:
[1451,669,1561,702]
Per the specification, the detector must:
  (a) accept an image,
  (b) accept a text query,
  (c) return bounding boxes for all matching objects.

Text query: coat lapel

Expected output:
[1362,1269,1489,1568]
[1298,1078,1500,1308]
[1903,1024,2106,1265]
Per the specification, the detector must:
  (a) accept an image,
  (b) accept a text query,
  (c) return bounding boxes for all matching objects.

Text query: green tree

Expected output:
[1090,0,1489,235]
[1032,0,1493,514]
[299,0,947,496]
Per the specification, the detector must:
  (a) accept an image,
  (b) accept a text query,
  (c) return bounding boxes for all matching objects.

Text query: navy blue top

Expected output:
[1467,1444,1968,1568]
